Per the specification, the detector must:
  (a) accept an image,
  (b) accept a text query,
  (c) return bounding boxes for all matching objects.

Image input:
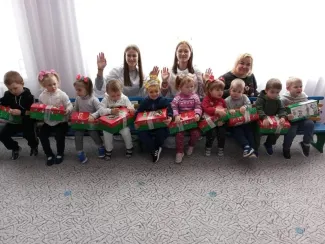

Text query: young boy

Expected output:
[0,71,38,159]
[255,78,287,155]
[281,77,314,159]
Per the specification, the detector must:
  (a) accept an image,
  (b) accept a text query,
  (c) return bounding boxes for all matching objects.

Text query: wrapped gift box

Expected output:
[135,108,167,131]
[198,113,228,133]
[70,112,101,130]
[169,111,198,134]
[286,100,319,122]
[228,107,259,126]
[0,105,22,124]
[258,116,291,134]
[30,103,65,121]
[99,107,134,133]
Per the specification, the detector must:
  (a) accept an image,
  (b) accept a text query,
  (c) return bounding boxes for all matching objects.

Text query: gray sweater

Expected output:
[73,95,102,119]
[225,94,251,109]
[281,91,308,107]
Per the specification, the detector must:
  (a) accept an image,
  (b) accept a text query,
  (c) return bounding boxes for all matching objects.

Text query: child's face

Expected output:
[6,82,24,96]
[147,85,160,100]
[108,90,121,102]
[230,86,244,100]
[210,88,223,99]
[265,88,281,99]
[235,57,252,77]
[176,44,191,63]
[125,49,138,69]
[75,85,87,97]
[180,80,194,96]
[287,81,303,97]
[44,76,58,93]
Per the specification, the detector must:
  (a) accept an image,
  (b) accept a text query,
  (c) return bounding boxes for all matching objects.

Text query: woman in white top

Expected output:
[160,41,212,99]
[95,44,158,98]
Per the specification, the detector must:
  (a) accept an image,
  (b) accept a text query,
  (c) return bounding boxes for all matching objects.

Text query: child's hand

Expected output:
[9,109,21,116]
[175,115,181,123]
[149,66,160,77]
[111,108,119,115]
[217,121,224,126]
[263,118,270,127]
[97,52,107,70]
[88,115,95,122]
[239,106,246,114]
[163,116,172,125]
[64,110,69,115]
[229,109,236,115]
[128,108,135,114]
[288,114,294,121]
[215,108,227,117]
[279,118,286,125]
[195,114,200,121]
[161,67,170,82]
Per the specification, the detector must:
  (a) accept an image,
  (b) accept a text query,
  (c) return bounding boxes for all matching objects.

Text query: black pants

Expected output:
[39,122,68,156]
[205,126,226,148]
[264,134,280,147]
[0,117,38,150]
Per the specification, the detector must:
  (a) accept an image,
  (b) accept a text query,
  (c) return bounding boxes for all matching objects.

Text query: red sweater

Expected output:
[201,95,226,116]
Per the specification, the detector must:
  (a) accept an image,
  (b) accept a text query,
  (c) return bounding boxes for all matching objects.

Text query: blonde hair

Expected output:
[265,78,282,90]
[175,74,194,91]
[286,76,302,88]
[231,53,253,77]
[38,70,60,88]
[106,80,123,93]
[144,75,160,90]
[4,71,24,86]
[230,78,245,91]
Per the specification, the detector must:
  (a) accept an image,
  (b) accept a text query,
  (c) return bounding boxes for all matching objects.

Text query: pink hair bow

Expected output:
[76,74,89,83]
[38,69,56,81]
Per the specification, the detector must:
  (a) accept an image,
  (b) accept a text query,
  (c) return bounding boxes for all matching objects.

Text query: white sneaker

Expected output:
[186,146,194,156]
[175,153,184,164]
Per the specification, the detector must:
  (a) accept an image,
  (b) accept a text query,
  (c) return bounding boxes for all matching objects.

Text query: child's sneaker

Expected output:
[55,155,64,164]
[217,148,224,157]
[205,147,212,156]
[283,148,291,159]
[78,151,88,164]
[186,146,194,156]
[263,143,273,155]
[105,150,112,161]
[30,146,38,156]
[98,146,105,158]
[11,146,22,160]
[243,145,254,157]
[299,142,310,157]
[249,152,258,158]
[46,155,55,166]
[126,147,133,158]
[152,147,162,163]
[175,153,184,164]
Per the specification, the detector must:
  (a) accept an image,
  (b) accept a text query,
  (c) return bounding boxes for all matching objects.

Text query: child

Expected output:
[281,77,314,158]
[171,74,202,163]
[201,76,227,157]
[73,74,105,163]
[99,80,134,160]
[0,71,38,159]
[225,79,256,157]
[255,78,287,155]
[136,75,172,163]
[38,70,73,166]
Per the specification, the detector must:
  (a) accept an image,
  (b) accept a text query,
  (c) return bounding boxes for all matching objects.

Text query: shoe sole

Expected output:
[80,158,88,164]
[154,147,162,163]
[243,148,254,157]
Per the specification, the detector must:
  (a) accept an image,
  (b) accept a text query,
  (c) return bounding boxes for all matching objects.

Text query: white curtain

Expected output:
[11,0,85,97]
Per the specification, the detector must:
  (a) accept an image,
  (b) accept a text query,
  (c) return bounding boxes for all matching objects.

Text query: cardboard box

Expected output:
[30,103,65,121]
[70,112,101,130]
[0,105,22,124]
[286,100,319,122]
[258,116,291,134]
[135,108,167,131]
[169,111,198,134]
[228,107,259,127]
[198,113,228,133]
[99,107,134,133]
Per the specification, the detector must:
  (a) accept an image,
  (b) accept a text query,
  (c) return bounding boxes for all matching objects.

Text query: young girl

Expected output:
[136,75,173,163]
[225,79,256,157]
[73,74,105,163]
[201,76,227,157]
[99,80,134,160]
[171,74,202,163]
[38,70,73,166]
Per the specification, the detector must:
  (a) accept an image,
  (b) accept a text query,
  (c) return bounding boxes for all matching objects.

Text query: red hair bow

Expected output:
[76,74,88,83]
[207,75,215,83]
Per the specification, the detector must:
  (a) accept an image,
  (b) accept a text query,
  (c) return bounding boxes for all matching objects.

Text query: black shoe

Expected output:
[126,147,133,158]
[47,155,55,166]
[30,146,38,156]
[152,147,162,163]
[283,149,291,159]
[55,155,64,164]
[299,142,310,157]
[264,143,273,155]
[105,150,112,161]
[11,146,22,160]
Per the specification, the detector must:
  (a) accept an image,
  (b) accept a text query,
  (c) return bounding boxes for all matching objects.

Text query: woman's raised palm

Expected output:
[97,52,107,70]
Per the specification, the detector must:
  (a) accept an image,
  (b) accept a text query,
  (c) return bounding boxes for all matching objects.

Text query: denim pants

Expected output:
[283,119,314,150]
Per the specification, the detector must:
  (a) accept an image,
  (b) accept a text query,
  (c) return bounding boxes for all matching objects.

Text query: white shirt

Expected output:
[99,93,134,116]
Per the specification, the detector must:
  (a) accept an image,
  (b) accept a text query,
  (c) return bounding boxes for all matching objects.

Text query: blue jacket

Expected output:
[136,96,173,118]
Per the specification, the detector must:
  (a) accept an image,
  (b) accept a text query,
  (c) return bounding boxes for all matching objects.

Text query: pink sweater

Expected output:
[171,92,202,116]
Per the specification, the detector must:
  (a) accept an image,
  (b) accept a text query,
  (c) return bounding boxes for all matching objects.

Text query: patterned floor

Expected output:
[0,135,325,244]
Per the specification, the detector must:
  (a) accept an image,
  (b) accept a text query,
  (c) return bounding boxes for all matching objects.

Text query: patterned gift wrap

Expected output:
[169,111,198,134]
[198,113,229,133]
[286,100,319,122]
[228,107,259,127]
[99,107,134,133]
[70,112,101,130]
[0,105,22,124]
[258,116,291,134]
[30,103,65,121]
[135,108,167,131]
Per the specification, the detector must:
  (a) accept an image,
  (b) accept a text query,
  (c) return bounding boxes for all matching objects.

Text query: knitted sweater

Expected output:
[225,94,251,110]
[171,92,202,116]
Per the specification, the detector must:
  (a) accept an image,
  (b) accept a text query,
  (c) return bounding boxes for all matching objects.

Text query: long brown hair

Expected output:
[123,45,144,88]
[172,41,195,75]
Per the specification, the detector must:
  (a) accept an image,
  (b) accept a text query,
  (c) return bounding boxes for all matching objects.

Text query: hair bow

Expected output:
[38,69,56,81]
[76,74,89,83]
[207,75,215,83]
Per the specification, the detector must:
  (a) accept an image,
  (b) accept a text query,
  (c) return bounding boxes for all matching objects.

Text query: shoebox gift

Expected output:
[169,111,198,134]
[71,112,101,130]
[198,113,228,133]
[0,105,22,124]
[135,108,167,131]
[258,116,291,134]
[286,100,319,122]
[30,103,65,121]
[99,107,134,133]
[228,107,259,127]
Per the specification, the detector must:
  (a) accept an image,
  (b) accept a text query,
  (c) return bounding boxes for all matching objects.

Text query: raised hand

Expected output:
[203,68,213,81]
[150,66,160,77]
[97,52,107,70]
[161,67,170,82]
